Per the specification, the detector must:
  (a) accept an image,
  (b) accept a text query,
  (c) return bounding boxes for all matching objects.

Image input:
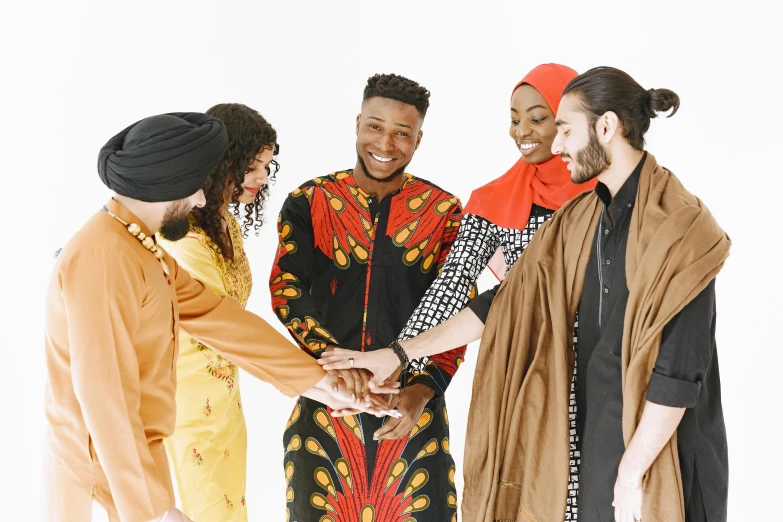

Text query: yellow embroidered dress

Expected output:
[160,211,252,522]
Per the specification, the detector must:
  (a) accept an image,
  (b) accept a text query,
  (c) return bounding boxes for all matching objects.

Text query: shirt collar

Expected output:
[595,151,647,211]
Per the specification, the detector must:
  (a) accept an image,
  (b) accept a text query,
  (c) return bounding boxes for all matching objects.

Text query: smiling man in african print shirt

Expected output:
[269,74,466,522]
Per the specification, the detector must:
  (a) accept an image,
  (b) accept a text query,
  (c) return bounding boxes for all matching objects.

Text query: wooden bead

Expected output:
[141,237,155,250]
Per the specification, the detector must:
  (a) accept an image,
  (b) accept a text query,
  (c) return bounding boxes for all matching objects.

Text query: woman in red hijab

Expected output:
[463,63,597,278]
[319,63,596,520]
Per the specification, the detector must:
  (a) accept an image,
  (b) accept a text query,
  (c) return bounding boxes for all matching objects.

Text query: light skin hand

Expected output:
[318,346,401,385]
[611,401,686,522]
[328,368,371,403]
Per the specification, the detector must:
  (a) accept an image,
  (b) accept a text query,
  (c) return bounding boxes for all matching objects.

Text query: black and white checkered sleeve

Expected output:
[398,213,501,341]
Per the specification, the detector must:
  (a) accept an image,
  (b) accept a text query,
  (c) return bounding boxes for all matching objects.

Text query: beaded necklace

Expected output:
[102,206,170,279]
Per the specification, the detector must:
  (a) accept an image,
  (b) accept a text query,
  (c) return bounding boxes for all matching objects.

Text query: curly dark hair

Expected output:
[192,103,279,260]
[363,73,431,118]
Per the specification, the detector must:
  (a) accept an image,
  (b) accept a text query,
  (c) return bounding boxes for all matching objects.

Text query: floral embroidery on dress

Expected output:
[197,344,237,390]
[192,449,203,466]
[165,211,251,520]
[185,211,253,384]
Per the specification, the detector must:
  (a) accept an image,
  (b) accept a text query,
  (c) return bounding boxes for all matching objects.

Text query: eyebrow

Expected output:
[555,118,568,127]
[526,104,548,113]
[368,116,413,130]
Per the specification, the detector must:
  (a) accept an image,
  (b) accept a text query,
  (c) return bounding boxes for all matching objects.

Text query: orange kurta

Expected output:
[42,198,325,522]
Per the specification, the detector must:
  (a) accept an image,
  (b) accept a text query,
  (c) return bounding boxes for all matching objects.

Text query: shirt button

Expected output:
[627,203,632,208]
[604,229,610,235]
[605,259,611,265]
[604,287,609,294]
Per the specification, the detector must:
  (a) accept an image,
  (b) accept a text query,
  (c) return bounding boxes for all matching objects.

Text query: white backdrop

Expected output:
[1,1,779,520]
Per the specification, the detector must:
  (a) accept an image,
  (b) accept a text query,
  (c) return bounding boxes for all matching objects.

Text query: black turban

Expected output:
[97,112,228,202]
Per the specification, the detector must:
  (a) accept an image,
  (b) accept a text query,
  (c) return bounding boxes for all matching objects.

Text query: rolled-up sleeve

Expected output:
[466,283,500,324]
[646,280,716,408]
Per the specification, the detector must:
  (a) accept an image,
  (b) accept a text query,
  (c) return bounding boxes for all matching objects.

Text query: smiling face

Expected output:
[509,84,558,165]
[355,96,423,183]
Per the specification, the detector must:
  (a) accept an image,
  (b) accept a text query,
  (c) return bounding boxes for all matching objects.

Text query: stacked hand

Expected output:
[311,363,402,419]
[316,346,435,440]
[373,383,434,440]
[318,346,401,386]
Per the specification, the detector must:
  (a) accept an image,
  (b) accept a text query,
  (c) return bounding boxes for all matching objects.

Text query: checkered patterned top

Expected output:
[398,206,554,354]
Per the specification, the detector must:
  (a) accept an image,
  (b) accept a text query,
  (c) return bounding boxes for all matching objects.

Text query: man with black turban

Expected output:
[42,113,398,522]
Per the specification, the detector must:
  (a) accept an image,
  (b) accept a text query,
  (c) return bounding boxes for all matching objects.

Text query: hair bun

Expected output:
[646,87,680,118]
[643,89,658,118]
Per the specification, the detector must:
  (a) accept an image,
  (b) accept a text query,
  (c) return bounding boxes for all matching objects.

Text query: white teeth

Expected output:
[519,142,540,150]
[371,152,393,163]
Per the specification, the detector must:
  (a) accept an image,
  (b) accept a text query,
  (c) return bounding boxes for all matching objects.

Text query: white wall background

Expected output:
[1,0,779,520]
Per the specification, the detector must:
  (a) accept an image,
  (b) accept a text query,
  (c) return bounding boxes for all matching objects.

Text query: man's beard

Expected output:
[357,153,408,184]
[158,199,192,241]
[564,126,612,184]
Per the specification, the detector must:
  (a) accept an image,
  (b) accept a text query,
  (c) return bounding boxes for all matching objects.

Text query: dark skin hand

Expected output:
[373,383,435,440]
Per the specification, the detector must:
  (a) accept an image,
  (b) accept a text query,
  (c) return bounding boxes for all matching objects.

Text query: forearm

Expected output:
[617,401,686,485]
[400,214,500,339]
[399,306,485,360]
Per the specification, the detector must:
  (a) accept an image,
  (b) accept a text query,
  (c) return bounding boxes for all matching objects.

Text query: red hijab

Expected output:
[464,64,598,231]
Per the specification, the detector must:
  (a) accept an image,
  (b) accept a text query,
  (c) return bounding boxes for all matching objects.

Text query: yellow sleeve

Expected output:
[61,248,171,522]
[162,235,227,296]
[171,254,326,397]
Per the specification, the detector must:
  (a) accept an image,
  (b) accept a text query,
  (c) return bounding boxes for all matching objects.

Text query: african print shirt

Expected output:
[270,170,465,521]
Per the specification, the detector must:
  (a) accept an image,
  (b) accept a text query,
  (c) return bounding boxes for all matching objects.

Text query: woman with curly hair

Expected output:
[159,103,279,522]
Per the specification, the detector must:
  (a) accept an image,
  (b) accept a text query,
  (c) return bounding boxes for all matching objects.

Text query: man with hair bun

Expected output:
[459,66,731,522]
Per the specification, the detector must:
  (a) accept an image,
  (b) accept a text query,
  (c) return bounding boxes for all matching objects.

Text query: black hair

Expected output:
[363,73,431,118]
[563,66,680,150]
[192,103,279,259]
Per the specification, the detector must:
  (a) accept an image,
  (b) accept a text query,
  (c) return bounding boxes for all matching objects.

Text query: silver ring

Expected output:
[349,358,354,369]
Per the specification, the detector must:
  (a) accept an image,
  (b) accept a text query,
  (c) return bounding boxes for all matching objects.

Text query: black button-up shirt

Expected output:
[470,154,727,521]
[577,153,727,522]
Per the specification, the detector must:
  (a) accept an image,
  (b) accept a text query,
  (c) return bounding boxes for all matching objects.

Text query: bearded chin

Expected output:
[158,200,193,241]
[356,154,408,184]
[158,216,191,241]
[571,129,611,184]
